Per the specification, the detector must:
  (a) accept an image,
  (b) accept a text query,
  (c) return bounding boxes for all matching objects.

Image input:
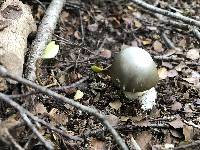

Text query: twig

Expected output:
[131,0,200,28]
[0,66,129,150]
[161,31,176,49]
[5,129,24,150]
[97,34,108,52]
[25,0,66,81]
[190,26,200,41]
[34,0,46,10]
[53,76,89,91]
[153,55,184,61]
[31,117,84,142]
[23,133,35,150]
[54,34,95,54]
[8,76,89,99]
[79,9,85,43]
[183,120,200,129]
[130,135,141,150]
[0,93,54,150]
[174,140,200,149]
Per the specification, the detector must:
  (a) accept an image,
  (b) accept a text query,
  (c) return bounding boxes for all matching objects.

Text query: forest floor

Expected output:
[2,0,200,149]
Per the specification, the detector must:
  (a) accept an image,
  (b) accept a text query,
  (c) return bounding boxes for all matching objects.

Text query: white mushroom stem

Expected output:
[124,87,157,110]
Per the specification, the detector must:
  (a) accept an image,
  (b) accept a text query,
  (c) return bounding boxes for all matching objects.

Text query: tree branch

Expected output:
[0,65,130,150]
[131,0,200,28]
[25,0,65,81]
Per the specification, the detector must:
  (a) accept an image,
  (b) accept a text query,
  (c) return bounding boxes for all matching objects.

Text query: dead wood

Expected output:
[25,0,65,82]
[0,0,36,84]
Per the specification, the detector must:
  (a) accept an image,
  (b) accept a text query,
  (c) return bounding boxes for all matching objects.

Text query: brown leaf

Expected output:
[169,115,184,129]
[171,101,182,111]
[182,77,199,85]
[153,40,164,52]
[120,116,130,122]
[142,39,151,45]
[178,38,186,48]
[106,114,119,126]
[186,49,200,60]
[60,11,69,24]
[49,108,68,125]
[183,124,193,141]
[135,131,152,149]
[0,77,7,91]
[162,62,173,69]
[109,100,122,110]
[167,69,178,78]
[89,138,106,150]
[35,103,47,115]
[170,129,183,138]
[175,62,186,71]
[99,49,112,58]
[158,67,168,79]
[74,30,81,39]
[134,19,142,28]
[87,23,98,32]
[95,14,104,22]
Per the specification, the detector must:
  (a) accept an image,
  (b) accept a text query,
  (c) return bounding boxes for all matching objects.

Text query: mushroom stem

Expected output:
[124,87,157,110]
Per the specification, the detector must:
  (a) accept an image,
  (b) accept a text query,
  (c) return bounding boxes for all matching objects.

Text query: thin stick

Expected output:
[25,0,66,81]
[131,0,200,28]
[0,66,129,150]
[0,93,54,150]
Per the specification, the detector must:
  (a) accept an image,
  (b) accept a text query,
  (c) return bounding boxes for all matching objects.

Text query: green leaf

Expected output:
[42,41,59,59]
[91,65,104,73]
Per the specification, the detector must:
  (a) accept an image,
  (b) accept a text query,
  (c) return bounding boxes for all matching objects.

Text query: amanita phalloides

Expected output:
[110,47,159,110]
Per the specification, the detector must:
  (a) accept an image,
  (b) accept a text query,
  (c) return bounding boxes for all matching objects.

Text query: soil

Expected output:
[1,0,200,149]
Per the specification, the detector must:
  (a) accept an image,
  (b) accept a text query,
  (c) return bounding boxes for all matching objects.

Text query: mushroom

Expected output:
[110,46,159,110]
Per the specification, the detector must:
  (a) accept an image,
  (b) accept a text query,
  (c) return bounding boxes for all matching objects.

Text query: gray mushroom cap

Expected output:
[111,47,159,93]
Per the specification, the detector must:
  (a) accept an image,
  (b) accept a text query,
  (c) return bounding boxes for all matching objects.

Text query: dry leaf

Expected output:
[186,49,199,60]
[49,108,59,117]
[120,116,130,122]
[35,103,47,115]
[95,14,104,22]
[74,90,84,100]
[49,108,68,125]
[0,77,7,91]
[60,11,69,24]
[127,5,134,11]
[175,62,186,71]
[153,40,164,52]
[109,100,122,110]
[162,62,173,69]
[182,77,199,85]
[74,30,81,39]
[170,129,183,138]
[89,138,106,150]
[184,104,193,113]
[183,124,193,141]
[169,115,184,129]
[178,38,186,48]
[142,39,151,45]
[88,23,98,32]
[106,114,119,126]
[134,20,142,28]
[99,49,112,58]
[171,102,182,111]
[158,67,168,79]
[167,69,178,78]
[136,131,152,149]
[52,112,68,125]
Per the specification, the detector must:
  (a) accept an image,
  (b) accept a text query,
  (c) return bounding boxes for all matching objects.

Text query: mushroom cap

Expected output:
[111,47,159,92]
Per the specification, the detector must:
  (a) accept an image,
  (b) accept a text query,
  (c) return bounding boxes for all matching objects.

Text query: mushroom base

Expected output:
[124,87,157,110]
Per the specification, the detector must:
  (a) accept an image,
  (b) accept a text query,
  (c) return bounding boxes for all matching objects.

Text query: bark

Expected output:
[0,0,36,84]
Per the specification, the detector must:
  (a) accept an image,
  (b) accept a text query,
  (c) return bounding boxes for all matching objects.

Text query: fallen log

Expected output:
[0,0,36,84]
